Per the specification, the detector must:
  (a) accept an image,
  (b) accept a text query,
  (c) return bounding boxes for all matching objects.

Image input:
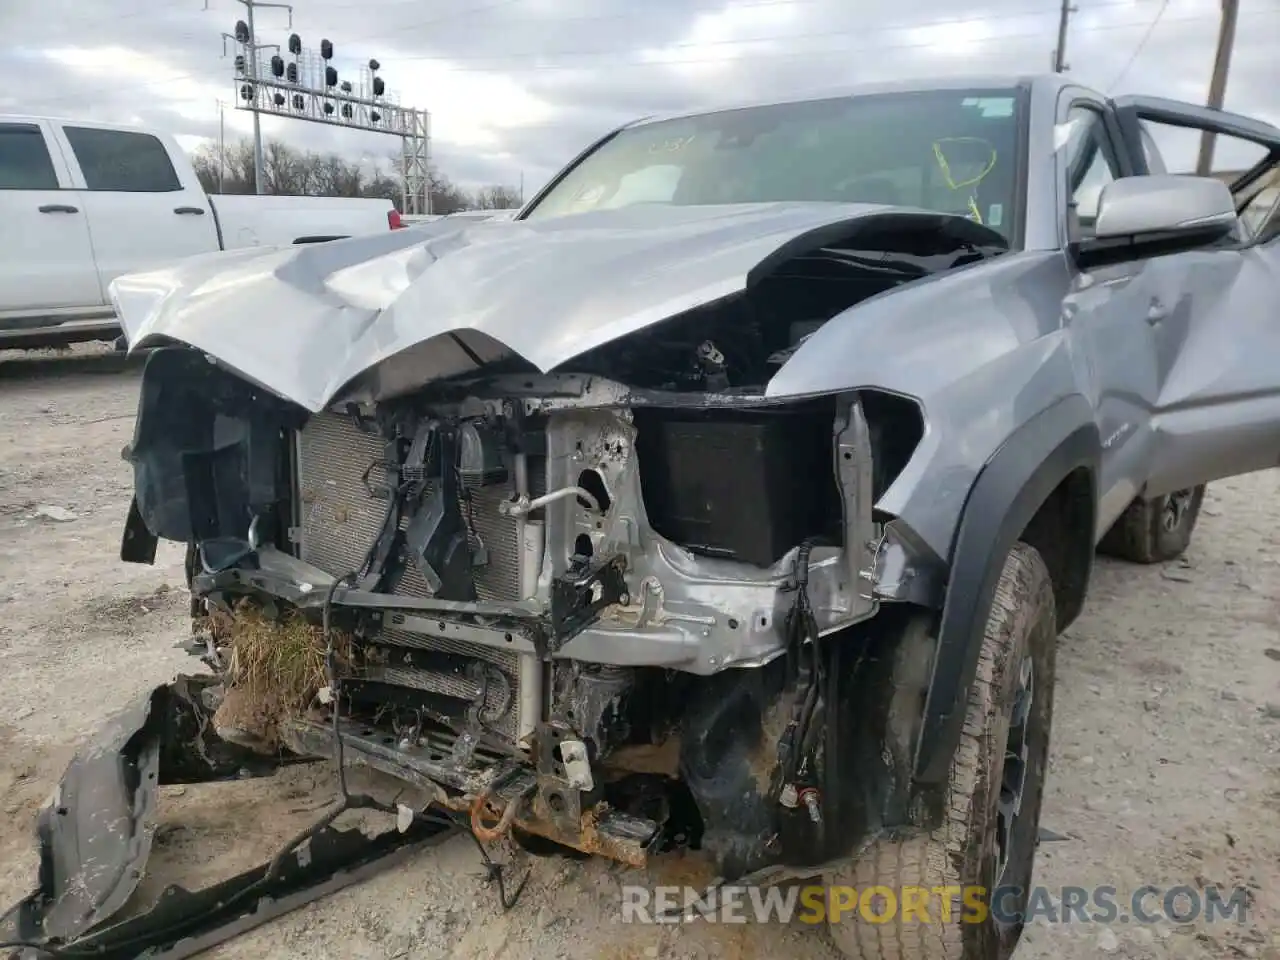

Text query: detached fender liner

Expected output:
[0,674,448,958]
[0,675,264,945]
[7,687,164,942]
[913,394,1099,784]
[127,347,307,544]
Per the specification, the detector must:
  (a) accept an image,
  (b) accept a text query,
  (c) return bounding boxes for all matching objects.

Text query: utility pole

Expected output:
[1196,0,1240,175]
[1052,0,1075,72]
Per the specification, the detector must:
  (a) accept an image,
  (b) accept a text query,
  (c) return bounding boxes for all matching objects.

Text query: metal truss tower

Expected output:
[218,0,431,213]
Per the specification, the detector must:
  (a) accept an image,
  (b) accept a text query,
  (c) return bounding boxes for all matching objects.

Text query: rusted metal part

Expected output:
[441,785,652,867]
[514,804,652,867]
[470,781,532,843]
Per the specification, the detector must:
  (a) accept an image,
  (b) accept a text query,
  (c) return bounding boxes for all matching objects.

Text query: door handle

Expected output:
[174,206,206,215]
[38,203,79,214]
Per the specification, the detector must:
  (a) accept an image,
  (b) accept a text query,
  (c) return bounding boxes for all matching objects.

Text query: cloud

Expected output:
[2,0,1275,192]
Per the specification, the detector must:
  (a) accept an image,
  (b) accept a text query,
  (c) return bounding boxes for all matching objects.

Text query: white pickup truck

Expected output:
[0,116,400,349]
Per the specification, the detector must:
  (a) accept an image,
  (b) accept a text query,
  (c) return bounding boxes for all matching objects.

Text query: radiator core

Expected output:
[295,410,540,740]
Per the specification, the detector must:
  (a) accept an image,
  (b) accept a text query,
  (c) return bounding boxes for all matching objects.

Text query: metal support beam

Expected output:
[401,110,431,215]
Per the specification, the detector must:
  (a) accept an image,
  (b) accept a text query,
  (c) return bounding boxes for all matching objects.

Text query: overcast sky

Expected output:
[1,0,1276,193]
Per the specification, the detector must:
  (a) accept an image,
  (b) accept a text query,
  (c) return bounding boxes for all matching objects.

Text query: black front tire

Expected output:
[825,542,1057,959]
[1097,485,1205,564]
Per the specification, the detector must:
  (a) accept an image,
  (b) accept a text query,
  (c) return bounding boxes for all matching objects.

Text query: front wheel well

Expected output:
[1017,465,1094,632]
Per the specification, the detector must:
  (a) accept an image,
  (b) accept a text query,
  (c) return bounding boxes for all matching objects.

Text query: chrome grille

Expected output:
[295,410,540,740]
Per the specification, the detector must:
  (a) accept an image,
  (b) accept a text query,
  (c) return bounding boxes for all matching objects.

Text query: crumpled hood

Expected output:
[111,201,910,412]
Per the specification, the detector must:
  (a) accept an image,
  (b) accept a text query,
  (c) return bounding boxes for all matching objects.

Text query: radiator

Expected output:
[295,411,540,741]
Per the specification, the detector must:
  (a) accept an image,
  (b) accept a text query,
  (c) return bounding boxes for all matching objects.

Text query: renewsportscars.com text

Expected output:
[621,884,1251,926]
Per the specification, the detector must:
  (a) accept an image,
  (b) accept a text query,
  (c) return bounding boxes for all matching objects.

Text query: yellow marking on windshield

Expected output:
[932,137,997,225]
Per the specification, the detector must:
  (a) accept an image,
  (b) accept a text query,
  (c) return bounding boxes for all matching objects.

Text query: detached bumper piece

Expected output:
[2,821,448,960]
[0,676,451,960]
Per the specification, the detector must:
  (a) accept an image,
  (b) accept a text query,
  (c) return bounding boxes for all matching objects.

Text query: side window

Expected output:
[63,126,181,193]
[1240,174,1279,242]
[1138,122,1168,174]
[1137,117,1273,244]
[0,123,60,190]
[1061,106,1123,239]
[1257,187,1280,243]
[1135,119,1267,177]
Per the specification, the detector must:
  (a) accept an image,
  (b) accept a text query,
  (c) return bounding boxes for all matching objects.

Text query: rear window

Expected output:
[63,126,182,192]
[0,123,60,190]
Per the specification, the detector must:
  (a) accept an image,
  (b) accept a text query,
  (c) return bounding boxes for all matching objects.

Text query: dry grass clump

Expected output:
[210,599,355,747]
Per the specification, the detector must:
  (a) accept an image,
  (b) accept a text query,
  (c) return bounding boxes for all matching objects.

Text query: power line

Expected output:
[283,8,1280,69]
[182,6,1280,72]
[1106,0,1171,91]
[17,7,1278,109]
[26,0,1205,55]
[369,3,1172,63]
[24,0,527,40]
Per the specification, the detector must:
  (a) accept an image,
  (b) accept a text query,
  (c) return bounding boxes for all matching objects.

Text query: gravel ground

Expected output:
[1,345,1277,960]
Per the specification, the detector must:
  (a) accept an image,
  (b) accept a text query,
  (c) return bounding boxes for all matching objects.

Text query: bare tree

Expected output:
[473,185,523,210]
[262,140,305,195]
[427,171,471,214]
[189,137,520,215]
[190,148,220,193]
[191,140,256,194]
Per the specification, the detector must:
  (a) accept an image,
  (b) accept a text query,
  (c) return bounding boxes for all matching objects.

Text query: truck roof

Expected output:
[628,73,1072,129]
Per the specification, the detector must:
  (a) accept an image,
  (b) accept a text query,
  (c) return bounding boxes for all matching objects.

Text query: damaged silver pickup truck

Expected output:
[5,75,1279,960]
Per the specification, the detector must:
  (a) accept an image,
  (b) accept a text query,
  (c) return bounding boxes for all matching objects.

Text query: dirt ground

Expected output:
[1,345,1277,960]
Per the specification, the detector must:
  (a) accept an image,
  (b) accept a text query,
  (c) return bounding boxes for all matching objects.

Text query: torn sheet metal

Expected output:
[107,203,986,413]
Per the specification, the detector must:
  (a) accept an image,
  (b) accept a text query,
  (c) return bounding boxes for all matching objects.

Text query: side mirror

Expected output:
[1072,174,1239,267]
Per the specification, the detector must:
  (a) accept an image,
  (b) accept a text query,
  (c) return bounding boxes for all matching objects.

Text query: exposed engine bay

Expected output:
[121,215,976,880]
[2,210,994,959]
[162,367,890,876]
[566,216,996,393]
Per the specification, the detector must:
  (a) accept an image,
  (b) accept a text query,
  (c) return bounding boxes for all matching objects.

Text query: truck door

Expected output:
[1111,97,1280,497]
[49,123,219,290]
[0,121,103,312]
[1056,99,1170,538]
